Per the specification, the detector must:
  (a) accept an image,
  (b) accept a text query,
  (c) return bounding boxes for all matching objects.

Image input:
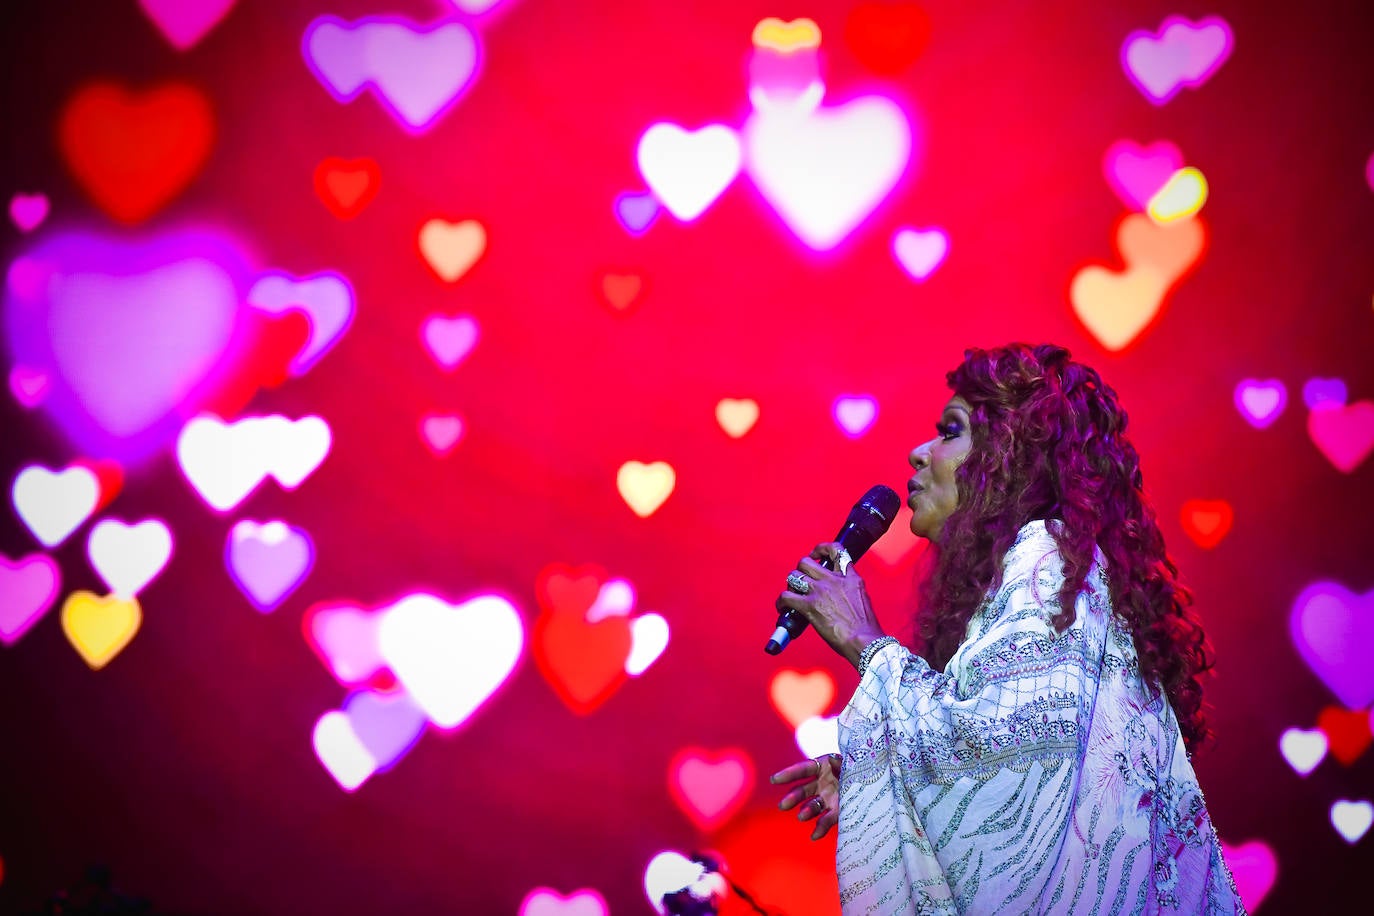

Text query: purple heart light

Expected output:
[1233,379,1287,429]
[226,520,314,612]
[303,16,481,133]
[1122,15,1234,106]
[1290,581,1374,709]
[3,229,256,462]
[344,688,428,771]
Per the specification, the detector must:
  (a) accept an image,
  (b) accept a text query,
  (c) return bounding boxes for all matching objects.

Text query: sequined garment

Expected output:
[836,520,1246,915]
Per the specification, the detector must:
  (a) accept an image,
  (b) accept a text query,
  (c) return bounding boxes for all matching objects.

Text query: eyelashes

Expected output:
[935,421,962,441]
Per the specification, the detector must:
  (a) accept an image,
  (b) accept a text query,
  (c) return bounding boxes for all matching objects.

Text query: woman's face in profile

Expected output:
[907,396,972,541]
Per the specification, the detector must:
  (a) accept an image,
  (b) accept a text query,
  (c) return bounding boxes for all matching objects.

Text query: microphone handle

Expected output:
[764,525,863,655]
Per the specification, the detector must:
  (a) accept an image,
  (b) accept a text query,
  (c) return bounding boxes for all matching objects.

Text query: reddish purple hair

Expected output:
[915,343,1214,751]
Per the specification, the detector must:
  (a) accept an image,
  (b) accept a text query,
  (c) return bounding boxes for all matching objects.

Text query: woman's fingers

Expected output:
[796,556,829,579]
[777,780,820,810]
[770,758,821,785]
[811,807,839,840]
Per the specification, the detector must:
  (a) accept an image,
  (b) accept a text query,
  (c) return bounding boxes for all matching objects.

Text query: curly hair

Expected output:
[914,343,1215,752]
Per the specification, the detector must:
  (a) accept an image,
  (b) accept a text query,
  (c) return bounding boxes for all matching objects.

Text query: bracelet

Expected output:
[857,636,900,678]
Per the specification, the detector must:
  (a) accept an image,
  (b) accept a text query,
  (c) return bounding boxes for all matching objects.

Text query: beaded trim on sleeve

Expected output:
[856,636,901,678]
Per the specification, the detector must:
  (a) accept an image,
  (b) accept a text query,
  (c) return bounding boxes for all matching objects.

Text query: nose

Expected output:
[909,442,931,470]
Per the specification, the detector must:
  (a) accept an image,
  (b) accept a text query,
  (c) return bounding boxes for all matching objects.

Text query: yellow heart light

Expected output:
[751,18,821,52]
[616,461,676,518]
[1148,167,1208,224]
[418,219,487,282]
[715,398,760,438]
[60,591,142,670]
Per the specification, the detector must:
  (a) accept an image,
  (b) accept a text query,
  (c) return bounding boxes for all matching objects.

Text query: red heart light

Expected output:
[535,563,607,620]
[532,610,633,715]
[844,3,932,76]
[1317,706,1372,766]
[1179,499,1234,549]
[313,156,381,220]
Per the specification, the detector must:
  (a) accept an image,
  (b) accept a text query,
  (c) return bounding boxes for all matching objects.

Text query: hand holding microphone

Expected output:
[767,485,900,666]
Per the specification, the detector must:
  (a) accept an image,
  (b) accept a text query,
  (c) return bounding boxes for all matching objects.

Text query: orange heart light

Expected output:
[599,271,644,312]
[715,398,760,438]
[751,18,821,52]
[419,218,487,282]
[769,669,837,728]
[60,591,142,669]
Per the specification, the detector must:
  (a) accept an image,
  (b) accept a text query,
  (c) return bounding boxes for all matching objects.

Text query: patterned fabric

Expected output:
[836,520,1246,915]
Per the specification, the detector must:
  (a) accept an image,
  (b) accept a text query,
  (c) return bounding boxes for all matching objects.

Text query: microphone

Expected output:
[765,484,902,655]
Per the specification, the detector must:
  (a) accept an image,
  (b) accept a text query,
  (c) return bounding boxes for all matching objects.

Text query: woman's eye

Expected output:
[935,422,960,440]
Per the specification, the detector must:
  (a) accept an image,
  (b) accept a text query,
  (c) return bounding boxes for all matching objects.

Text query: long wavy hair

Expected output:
[914,343,1214,751]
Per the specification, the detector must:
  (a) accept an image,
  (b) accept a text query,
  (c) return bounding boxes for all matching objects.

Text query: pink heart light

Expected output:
[304,603,385,685]
[1290,580,1374,708]
[834,396,878,437]
[518,887,609,916]
[892,227,948,280]
[9,193,49,233]
[0,552,61,645]
[1103,140,1184,211]
[1219,840,1277,913]
[1307,401,1374,472]
[744,96,913,251]
[668,747,754,832]
[377,593,524,729]
[420,314,479,370]
[1233,379,1287,429]
[420,413,464,455]
[1122,15,1234,105]
[8,366,49,409]
[246,270,355,375]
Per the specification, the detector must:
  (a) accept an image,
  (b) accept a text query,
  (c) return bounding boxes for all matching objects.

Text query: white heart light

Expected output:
[177,414,332,511]
[377,593,524,729]
[643,851,706,916]
[1331,799,1373,844]
[795,714,841,758]
[586,578,636,623]
[12,465,100,548]
[637,123,742,221]
[626,613,670,676]
[312,710,377,791]
[744,96,913,251]
[1278,727,1328,776]
[87,518,173,597]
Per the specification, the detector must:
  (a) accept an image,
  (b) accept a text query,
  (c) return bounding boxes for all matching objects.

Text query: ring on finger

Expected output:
[786,571,811,595]
[810,796,825,813]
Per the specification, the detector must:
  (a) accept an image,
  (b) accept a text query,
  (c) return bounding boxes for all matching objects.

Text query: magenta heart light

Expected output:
[226,520,314,612]
[892,228,948,280]
[421,314,479,369]
[519,887,609,916]
[306,604,386,685]
[343,687,427,772]
[0,552,61,645]
[8,365,49,409]
[3,230,254,462]
[247,270,355,375]
[744,96,913,251]
[1122,15,1234,105]
[1290,580,1374,708]
[1233,379,1287,429]
[9,193,49,233]
[138,0,237,50]
[1103,140,1184,211]
[1307,401,1374,473]
[1302,377,1348,410]
[303,16,481,133]
[1219,840,1277,913]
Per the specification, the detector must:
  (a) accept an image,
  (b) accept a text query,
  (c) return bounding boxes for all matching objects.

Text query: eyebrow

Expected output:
[942,405,970,417]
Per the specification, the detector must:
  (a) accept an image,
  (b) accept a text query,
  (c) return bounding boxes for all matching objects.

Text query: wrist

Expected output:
[855,635,900,677]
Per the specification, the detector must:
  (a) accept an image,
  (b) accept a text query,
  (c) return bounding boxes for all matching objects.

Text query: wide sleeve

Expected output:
[836,540,1104,915]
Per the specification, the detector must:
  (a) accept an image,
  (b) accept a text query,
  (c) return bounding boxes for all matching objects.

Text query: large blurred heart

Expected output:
[770,669,836,728]
[12,464,99,548]
[0,552,60,645]
[176,414,331,512]
[637,123,741,221]
[3,230,257,460]
[1317,706,1371,766]
[669,747,754,832]
[1307,401,1374,473]
[1122,15,1233,105]
[304,16,480,131]
[226,520,313,612]
[247,270,356,375]
[844,3,931,75]
[1219,840,1276,913]
[378,594,523,729]
[1179,499,1233,549]
[58,82,214,223]
[744,97,912,251]
[313,157,380,219]
[534,610,633,714]
[1103,139,1183,211]
[617,461,676,517]
[61,591,141,670]
[1290,581,1374,708]
[138,0,237,50]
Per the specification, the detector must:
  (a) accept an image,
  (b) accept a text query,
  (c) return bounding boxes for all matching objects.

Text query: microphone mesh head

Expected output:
[859,485,901,523]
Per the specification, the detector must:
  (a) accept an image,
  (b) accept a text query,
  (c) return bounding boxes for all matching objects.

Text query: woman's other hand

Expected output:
[770,753,841,840]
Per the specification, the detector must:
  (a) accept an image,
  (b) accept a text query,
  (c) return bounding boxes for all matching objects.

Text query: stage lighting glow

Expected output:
[1122,15,1234,106]
[616,461,676,517]
[246,270,356,376]
[1148,167,1208,223]
[12,464,99,548]
[176,414,332,512]
[643,851,707,916]
[636,124,742,222]
[60,591,142,670]
[769,669,836,728]
[418,218,487,282]
[87,518,173,598]
[226,520,314,612]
